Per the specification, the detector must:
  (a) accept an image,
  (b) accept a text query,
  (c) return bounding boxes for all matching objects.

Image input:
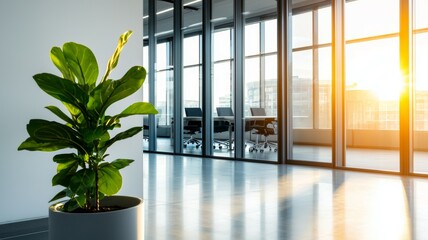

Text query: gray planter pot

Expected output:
[49,196,143,240]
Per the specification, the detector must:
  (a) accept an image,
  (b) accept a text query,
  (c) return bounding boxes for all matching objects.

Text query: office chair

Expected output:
[183,107,203,148]
[216,107,234,117]
[143,117,149,142]
[213,120,230,150]
[215,107,235,150]
[247,107,277,153]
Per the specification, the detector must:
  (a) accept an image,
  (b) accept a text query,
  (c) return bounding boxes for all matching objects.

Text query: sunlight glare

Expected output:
[372,70,403,101]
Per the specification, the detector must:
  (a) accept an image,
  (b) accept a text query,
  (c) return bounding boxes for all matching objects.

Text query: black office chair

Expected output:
[215,107,235,150]
[248,107,277,152]
[183,107,203,148]
[143,117,149,142]
[216,107,234,117]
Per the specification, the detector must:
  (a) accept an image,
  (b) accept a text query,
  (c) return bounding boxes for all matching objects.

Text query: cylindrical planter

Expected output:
[49,196,144,240]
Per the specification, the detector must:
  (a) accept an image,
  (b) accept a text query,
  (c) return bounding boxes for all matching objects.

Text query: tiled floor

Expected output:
[5,153,428,240]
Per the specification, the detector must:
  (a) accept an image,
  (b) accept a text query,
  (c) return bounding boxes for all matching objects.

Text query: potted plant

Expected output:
[18,30,157,240]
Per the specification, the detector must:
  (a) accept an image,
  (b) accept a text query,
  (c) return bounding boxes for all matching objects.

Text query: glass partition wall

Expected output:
[143,0,428,176]
[143,0,279,162]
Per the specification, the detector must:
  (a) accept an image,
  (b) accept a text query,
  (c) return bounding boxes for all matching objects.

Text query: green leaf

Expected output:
[98,164,122,196]
[81,126,107,144]
[49,189,67,203]
[63,102,81,116]
[52,158,78,187]
[53,153,79,164]
[104,116,121,129]
[102,127,142,151]
[50,47,74,81]
[111,159,134,170]
[24,119,85,153]
[70,169,95,195]
[63,42,99,86]
[118,102,158,118]
[45,106,74,125]
[89,66,146,115]
[75,195,86,208]
[33,73,88,112]
[102,30,133,82]
[53,154,80,173]
[18,137,68,152]
[63,198,80,212]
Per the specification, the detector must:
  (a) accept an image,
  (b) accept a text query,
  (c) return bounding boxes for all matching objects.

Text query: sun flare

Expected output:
[372,81,402,101]
[371,72,403,101]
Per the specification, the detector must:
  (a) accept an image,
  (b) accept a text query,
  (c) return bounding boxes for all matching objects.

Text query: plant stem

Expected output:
[95,163,100,211]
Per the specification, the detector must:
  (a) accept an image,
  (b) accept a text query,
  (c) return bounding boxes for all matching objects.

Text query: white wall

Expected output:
[0,0,144,224]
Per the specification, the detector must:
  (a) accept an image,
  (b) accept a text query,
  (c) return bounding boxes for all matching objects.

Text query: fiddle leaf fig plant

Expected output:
[18,30,157,212]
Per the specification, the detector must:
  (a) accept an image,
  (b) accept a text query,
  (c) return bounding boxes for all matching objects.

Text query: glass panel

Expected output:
[345,0,399,40]
[290,6,332,163]
[213,29,231,61]
[152,0,175,153]
[264,19,277,54]
[317,7,331,45]
[244,57,261,115]
[212,0,234,158]
[413,0,428,173]
[318,47,332,130]
[292,12,312,48]
[344,0,400,172]
[183,35,200,66]
[183,0,203,155]
[244,16,278,161]
[240,0,278,161]
[245,23,260,56]
[265,54,278,116]
[292,50,313,129]
[155,41,174,153]
[142,0,175,152]
[414,0,428,29]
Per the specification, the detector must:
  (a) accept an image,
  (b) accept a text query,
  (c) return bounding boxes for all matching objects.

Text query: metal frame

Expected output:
[202,0,213,156]
[332,0,345,168]
[233,0,245,159]
[399,0,413,174]
[277,0,290,164]
[173,0,184,154]
[148,0,157,151]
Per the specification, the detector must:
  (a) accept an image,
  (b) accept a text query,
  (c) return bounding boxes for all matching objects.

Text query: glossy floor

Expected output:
[6,154,428,240]
[142,154,428,240]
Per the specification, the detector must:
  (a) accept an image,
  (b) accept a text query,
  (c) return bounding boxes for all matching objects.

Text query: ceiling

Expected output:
[143,0,332,37]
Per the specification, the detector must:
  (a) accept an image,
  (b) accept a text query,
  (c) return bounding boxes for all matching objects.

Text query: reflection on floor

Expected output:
[6,154,428,240]
[146,138,428,173]
[142,154,426,239]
